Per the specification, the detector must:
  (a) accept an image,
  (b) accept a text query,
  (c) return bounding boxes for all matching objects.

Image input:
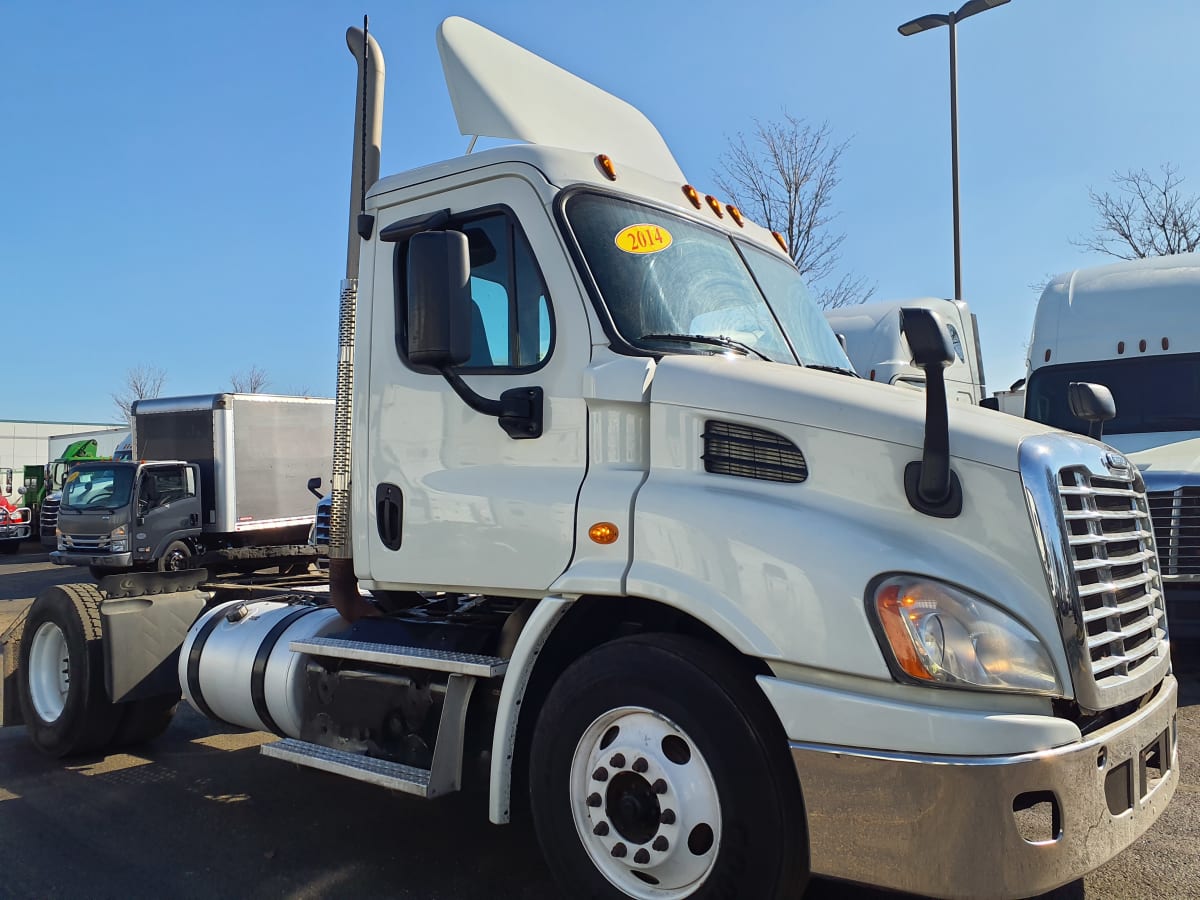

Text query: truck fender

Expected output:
[488,594,573,824]
[101,590,210,703]
[149,529,200,562]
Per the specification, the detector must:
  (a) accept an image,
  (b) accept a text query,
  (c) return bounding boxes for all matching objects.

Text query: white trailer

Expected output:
[1,18,1177,900]
[1025,252,1200,634]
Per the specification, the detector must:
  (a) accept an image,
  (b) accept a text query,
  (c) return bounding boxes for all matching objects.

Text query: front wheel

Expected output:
[18,583,123,757]
[529,634,808,900]
[157,540,193,572]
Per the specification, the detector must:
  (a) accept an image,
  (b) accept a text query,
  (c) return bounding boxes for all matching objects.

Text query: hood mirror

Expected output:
[900,307,962,518]
[1068,382,1116,441]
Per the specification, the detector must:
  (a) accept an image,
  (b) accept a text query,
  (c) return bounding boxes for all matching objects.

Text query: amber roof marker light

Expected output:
[704,195,724,218]
[682,185,702,209]
[595,154,617,181]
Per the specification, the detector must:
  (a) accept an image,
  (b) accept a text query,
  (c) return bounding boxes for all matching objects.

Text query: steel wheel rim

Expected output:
[28,621,70,723]
[569,706,722,899]
[165,548,187,571]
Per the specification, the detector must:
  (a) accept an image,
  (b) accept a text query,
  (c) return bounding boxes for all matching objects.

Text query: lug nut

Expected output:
[612,842,627,858]
[634,849,650,864]
[593,821,609,836]
[653,836,668,852]
[632,757,648,773]
[587,793,602,807]
[593,767,609,782]
[660,809,676,825]
[652,778,667,794]
[610,753,626,768]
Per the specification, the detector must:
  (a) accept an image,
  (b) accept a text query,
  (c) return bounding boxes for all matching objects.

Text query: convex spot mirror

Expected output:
[406,230,472,369]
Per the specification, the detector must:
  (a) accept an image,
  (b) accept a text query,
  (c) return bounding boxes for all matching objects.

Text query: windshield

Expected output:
[62,465,135,511]
[564,192,853,369]
[1026,353,1200,435]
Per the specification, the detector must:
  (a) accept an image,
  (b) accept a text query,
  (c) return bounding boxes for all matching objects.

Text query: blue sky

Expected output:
[3,1,1196,421]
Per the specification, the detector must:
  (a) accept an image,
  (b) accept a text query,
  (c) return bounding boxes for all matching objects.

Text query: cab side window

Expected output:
[395,210,553,371]
[143,466,196,507]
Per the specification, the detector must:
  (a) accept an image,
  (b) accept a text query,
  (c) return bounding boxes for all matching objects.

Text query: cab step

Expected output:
[261,738,433,796]
[290,636,508,676]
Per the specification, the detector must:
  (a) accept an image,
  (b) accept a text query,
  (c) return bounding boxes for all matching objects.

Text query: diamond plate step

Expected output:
[290,637,508,676]
[261,738,432,796]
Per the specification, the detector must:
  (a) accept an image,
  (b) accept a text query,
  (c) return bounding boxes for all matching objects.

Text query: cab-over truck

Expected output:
[0,17,1178,900]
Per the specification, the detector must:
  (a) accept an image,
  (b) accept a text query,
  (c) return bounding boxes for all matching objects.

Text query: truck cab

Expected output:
[51,460,200,575]
[825,296,986,403]
[1025,253,1200,634]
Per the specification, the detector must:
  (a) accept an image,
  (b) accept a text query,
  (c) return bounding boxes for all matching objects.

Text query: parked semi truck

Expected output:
[48,393,332,578]
[826,296,986,403]
[1024,253,1200,636]
[0,492,30,554]
[0,18,1178,900]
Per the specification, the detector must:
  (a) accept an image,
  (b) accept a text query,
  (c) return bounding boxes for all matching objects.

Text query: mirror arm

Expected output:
[440,369,544,440]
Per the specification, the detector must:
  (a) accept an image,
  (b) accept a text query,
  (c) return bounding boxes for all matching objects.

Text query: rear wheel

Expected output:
[18,583,123,757]
[529,634,808,900]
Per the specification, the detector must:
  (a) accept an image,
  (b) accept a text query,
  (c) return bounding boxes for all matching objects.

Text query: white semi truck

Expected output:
[0,18,1178,900]
[825,296,987,404]
[1025,252,1200,636]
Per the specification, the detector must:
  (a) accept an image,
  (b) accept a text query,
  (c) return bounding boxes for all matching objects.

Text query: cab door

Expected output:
[137,464,202,557]
[361,173,590,593]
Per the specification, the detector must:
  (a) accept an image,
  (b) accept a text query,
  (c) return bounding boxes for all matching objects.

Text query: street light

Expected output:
[899,0,1010,301]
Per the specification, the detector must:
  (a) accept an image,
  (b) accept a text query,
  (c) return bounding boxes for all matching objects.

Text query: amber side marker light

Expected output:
[596,154,617,181]
[726,205,745,227]
[682,185,702,209]
[874,584,935,682]
[588,522,620,545]
[772,231,788,253]
[704,195,724,218]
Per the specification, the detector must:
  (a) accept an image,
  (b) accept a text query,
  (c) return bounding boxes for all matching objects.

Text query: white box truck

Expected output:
[49,394,332,577]
[826,296,987,404]
[0,18,1178,900]
[1025,252,1200,635]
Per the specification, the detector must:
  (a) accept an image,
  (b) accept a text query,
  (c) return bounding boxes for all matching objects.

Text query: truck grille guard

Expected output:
[1020,434,1171,713]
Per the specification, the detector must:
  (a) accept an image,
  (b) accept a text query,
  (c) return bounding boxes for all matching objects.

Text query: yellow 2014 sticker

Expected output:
[615,223,673,254]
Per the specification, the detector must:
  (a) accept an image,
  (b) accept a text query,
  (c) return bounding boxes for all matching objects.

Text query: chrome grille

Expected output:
[701,421,807,483]
[63,534,111,551]
[1146,487,1200,579]
[40,495,60,534]
[1057,468,1167,684]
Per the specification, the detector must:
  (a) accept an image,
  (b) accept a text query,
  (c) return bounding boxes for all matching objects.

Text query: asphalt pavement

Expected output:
[0,546,1197,899]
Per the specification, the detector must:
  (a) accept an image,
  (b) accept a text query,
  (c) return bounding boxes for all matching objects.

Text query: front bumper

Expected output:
[50,550,133,569]
[792,675,1178,899]
[0,525,30,541]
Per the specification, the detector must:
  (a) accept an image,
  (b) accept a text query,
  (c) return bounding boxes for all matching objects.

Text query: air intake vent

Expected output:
[702,420,807,483]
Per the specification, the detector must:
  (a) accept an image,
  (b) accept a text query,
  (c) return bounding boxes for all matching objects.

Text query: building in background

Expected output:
[0,420,123,504]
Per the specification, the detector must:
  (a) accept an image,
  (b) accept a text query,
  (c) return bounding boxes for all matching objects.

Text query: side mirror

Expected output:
[406,230,471,369]
[17,486,25,495]
[899,307,961,518]
[307,476,325,500]
[835,332,848,354]
[1068,382,1115,441]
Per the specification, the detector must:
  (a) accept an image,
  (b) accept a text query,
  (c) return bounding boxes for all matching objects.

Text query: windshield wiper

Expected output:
[640,333,773,362]
[803,363,859,378]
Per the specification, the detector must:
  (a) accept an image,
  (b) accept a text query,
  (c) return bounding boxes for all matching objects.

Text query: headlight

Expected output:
[110,526,127,552]
[869,574,1062,696]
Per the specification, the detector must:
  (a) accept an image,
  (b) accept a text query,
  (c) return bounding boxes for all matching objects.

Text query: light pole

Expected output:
[899,0,1009,301]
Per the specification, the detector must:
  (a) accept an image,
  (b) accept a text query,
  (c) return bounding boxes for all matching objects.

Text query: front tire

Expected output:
[529,634,808,900]
[18,583,123,757]
[157,540,192,572]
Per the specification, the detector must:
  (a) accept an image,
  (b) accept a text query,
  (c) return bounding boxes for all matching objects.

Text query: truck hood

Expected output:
[1106,431,1200,488]
[650,355,1059,472]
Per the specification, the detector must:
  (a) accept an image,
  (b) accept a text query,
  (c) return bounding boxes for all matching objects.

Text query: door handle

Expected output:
[376,483,404,551]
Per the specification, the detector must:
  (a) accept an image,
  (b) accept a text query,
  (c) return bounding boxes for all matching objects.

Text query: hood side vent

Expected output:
[702,420,807,483]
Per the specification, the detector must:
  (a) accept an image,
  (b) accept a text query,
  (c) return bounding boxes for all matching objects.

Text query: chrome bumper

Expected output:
[793,675,1178,899]
[49,550,133,568]
[0,525,30,541]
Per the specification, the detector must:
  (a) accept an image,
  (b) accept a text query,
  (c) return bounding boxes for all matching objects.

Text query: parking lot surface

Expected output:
[1,546,1196,899]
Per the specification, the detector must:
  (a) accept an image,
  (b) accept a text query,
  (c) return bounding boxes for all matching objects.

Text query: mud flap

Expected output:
[0,604,29,727]
[101,590,210,704]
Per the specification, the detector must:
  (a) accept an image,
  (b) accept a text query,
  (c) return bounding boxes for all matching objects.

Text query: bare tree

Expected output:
[715,113,875,309]
[231,366,270,393]
[112,364,167,423]
[1076,163,1200,259]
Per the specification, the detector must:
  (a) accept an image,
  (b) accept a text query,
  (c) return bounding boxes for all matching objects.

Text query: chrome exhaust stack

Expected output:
[330,23,385,621]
